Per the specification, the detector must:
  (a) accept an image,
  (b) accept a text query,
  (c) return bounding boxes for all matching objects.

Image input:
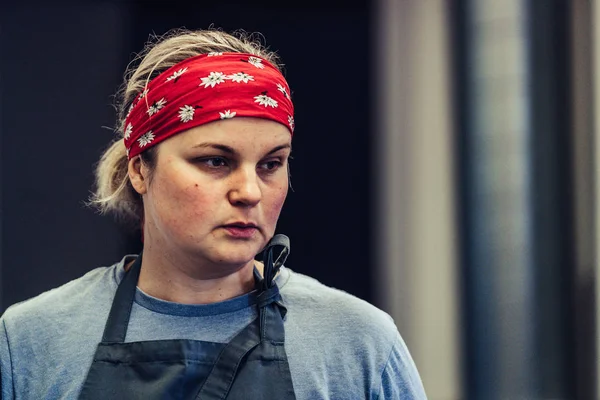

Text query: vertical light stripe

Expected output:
[373,1,461,398]
[592,0,600,394]
[465,1,535,397]
[571,1,597,398]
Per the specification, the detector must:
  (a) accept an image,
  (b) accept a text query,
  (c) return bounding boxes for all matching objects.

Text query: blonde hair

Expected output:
[89,28,283,225]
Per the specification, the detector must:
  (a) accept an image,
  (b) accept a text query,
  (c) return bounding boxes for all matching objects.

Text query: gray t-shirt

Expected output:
[0,256,427,399]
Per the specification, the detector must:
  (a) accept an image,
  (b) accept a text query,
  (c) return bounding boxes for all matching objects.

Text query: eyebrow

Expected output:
[192,143,291,156]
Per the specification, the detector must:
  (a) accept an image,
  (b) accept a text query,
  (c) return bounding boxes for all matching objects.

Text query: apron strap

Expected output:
[260,234,290,290]
[195,300,287,400]
[101,254,143,343]
[195,309,262,399]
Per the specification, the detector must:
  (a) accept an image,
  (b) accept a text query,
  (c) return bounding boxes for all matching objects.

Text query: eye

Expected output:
[201,157,229,168]
[259,160,283,171]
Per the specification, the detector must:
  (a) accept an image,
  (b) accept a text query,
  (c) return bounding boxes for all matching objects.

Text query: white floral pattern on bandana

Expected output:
[147,98,167,116]
[219,110,236,119]
[166,67,188,82]
[126,103,135,118]
[228,72,254,83]
[200,72,227,88]
[137,131,155,147]
[138,88,149,101]
[254,93,278,108]
[248,57,265,69]
[288,115,295,132]
[179,105,195,122]
[277,83,289,99]
[124,123,133,139]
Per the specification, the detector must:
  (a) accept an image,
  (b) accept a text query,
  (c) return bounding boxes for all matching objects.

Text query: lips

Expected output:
[222,222,259,229]
[221,222,259,238]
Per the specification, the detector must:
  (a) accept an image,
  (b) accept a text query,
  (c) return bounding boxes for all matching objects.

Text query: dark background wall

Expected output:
[0,0,373,312]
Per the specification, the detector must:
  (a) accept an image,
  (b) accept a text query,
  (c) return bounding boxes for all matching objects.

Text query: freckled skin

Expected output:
[133,117,291,283]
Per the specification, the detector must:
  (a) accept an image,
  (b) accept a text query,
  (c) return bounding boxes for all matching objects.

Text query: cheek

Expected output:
[151,170,216,226]
[179,184,215,215]
[264,182,288,223]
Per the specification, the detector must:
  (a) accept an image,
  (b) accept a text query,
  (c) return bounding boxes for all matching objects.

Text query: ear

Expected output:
[128,156,149,195]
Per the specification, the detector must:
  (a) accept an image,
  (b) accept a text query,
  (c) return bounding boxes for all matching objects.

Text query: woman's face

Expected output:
[132,117,291,275]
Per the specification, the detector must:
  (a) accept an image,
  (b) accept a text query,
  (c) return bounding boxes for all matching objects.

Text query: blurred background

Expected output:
[2,0,600,398]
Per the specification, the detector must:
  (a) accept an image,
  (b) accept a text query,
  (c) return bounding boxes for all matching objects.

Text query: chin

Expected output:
[207,242,262,266]
[178,230,267,266]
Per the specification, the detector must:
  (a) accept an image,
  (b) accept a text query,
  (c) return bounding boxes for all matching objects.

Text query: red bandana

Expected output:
[124,53,295,159]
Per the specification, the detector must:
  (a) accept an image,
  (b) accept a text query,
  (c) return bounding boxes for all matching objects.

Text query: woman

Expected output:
[0,29,427,399]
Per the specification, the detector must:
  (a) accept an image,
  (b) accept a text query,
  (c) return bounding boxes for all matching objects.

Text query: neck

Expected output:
[135,242,264,305]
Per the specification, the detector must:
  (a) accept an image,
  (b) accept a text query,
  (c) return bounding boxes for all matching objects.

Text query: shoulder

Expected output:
[279,268,427,398]
[0,256,132,346]
[0,257,130,398]
[280,267,398,339]
[2,260,122,328]
[280,267,400,361]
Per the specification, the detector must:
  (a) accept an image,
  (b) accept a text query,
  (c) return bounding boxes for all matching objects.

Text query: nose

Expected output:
[228,165,262,207]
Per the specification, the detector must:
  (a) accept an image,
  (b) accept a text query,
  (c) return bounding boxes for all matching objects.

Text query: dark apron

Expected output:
[79,235,296,400]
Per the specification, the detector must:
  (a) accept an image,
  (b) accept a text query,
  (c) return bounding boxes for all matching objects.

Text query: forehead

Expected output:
[166,117,291,150]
